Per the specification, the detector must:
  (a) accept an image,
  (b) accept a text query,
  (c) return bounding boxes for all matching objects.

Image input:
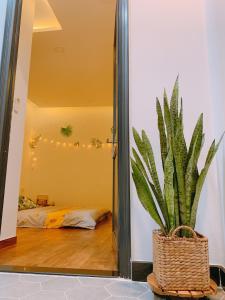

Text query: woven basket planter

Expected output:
[153,225,210,291]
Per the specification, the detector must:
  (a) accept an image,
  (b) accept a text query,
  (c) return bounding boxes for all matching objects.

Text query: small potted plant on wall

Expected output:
[131,78,223,296]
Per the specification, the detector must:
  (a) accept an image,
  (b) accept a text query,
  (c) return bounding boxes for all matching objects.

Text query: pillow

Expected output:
[18,195,37,211]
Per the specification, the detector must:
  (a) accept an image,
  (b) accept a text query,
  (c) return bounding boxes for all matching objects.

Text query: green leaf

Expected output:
[142,130,169,228]
[131,160,166,233]
[132,128,150,171]
[164,146,175,228]
[156,98,168,169]
[132,148,149,180]
[190,133,224,227]
[174,176,180,227]
[170,76,179,133]
[185,129,203,224]
[188,114,203,162]
[173,122,187,225]
[163,91,173,145]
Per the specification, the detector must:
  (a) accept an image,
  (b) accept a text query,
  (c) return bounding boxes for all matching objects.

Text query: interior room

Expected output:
[0,0,117,271]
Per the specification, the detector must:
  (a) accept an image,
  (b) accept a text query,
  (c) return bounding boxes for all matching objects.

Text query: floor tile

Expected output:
[107,297,137,300]
[138,291,157,300]
[41,276,80,291]
[79,277,115,287]
[208,288,225,300]
[0,281,40,298]
[0,298,18,300]
[66,285,110,300]
[22,290,66,300]
[20,274,54,283]
[106,281,148,297]
[0,273,20,288]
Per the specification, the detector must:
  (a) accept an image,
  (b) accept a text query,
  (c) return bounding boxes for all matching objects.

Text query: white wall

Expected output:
[20,102,113,210]
[205,0,225,240]
[129,0,225,265]
[0,0,35,241]
[0,0,7,65]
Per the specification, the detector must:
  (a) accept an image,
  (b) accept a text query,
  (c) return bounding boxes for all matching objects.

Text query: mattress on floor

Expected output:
[17,206,111,230]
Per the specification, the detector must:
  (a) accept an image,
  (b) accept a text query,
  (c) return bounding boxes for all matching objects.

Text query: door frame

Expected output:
[0,0,131,279]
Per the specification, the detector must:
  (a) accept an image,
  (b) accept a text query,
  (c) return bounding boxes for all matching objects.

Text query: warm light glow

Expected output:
[50,139,54,144]
[43,138,48,142]
[56,142,61,146]
[82,144,86,148]
[68,143,73,147]
[33,157,37,162]
[87,144,92,149]
[63,142,67,147]
[33,0,62,33]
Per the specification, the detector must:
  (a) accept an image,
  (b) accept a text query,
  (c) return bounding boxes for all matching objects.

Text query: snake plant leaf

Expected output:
[132,127,150,171]
[164,146,175,228]
[131,153,159,204]
[131,160,166,233]
[156,98,168,169]
[190,133,224,227]
[163,91,173,145]
[185,129,203,224]
[142,130,169,228]
[179,98,183,128]
[170,76,179,133]
[174,176,180,227]
[188,114,203,162]
[132,148,149,180]
[173,122,187,225]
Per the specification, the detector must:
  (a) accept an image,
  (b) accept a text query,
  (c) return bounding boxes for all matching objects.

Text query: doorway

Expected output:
[0,0,130,278]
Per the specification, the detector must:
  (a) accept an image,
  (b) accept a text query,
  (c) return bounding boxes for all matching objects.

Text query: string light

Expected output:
[31,135,111,150]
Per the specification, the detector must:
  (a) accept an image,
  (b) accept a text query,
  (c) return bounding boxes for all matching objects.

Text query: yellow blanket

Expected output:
[44,208,73,228]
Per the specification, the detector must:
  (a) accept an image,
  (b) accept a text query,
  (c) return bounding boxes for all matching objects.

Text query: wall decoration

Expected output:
[29,135,42,149]
[60,125,73,137]
[91,138,102,149]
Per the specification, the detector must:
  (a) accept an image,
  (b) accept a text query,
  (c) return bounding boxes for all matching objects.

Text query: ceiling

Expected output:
[33,0,62,33]
[28,0,116,107]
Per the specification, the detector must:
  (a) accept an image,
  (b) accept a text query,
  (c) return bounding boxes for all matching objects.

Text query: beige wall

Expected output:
[20,101,113,210]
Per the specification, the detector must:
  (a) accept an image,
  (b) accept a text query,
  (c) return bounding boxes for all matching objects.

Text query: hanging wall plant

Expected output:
[60,125,73,137]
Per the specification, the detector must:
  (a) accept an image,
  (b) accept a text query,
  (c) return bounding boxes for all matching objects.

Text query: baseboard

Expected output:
[0,237,17,249]
[132,261,225,287]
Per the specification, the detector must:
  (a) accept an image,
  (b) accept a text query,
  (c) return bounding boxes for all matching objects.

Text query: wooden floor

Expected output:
[0,217,117,271]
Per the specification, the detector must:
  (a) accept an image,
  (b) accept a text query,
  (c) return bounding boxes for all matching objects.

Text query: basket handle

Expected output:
[171,225,197,239]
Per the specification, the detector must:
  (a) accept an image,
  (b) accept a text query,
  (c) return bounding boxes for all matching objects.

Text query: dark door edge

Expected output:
[117,0,131,279]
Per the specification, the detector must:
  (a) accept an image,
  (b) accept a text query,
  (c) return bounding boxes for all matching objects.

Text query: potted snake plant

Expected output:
[131,78,223,293]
